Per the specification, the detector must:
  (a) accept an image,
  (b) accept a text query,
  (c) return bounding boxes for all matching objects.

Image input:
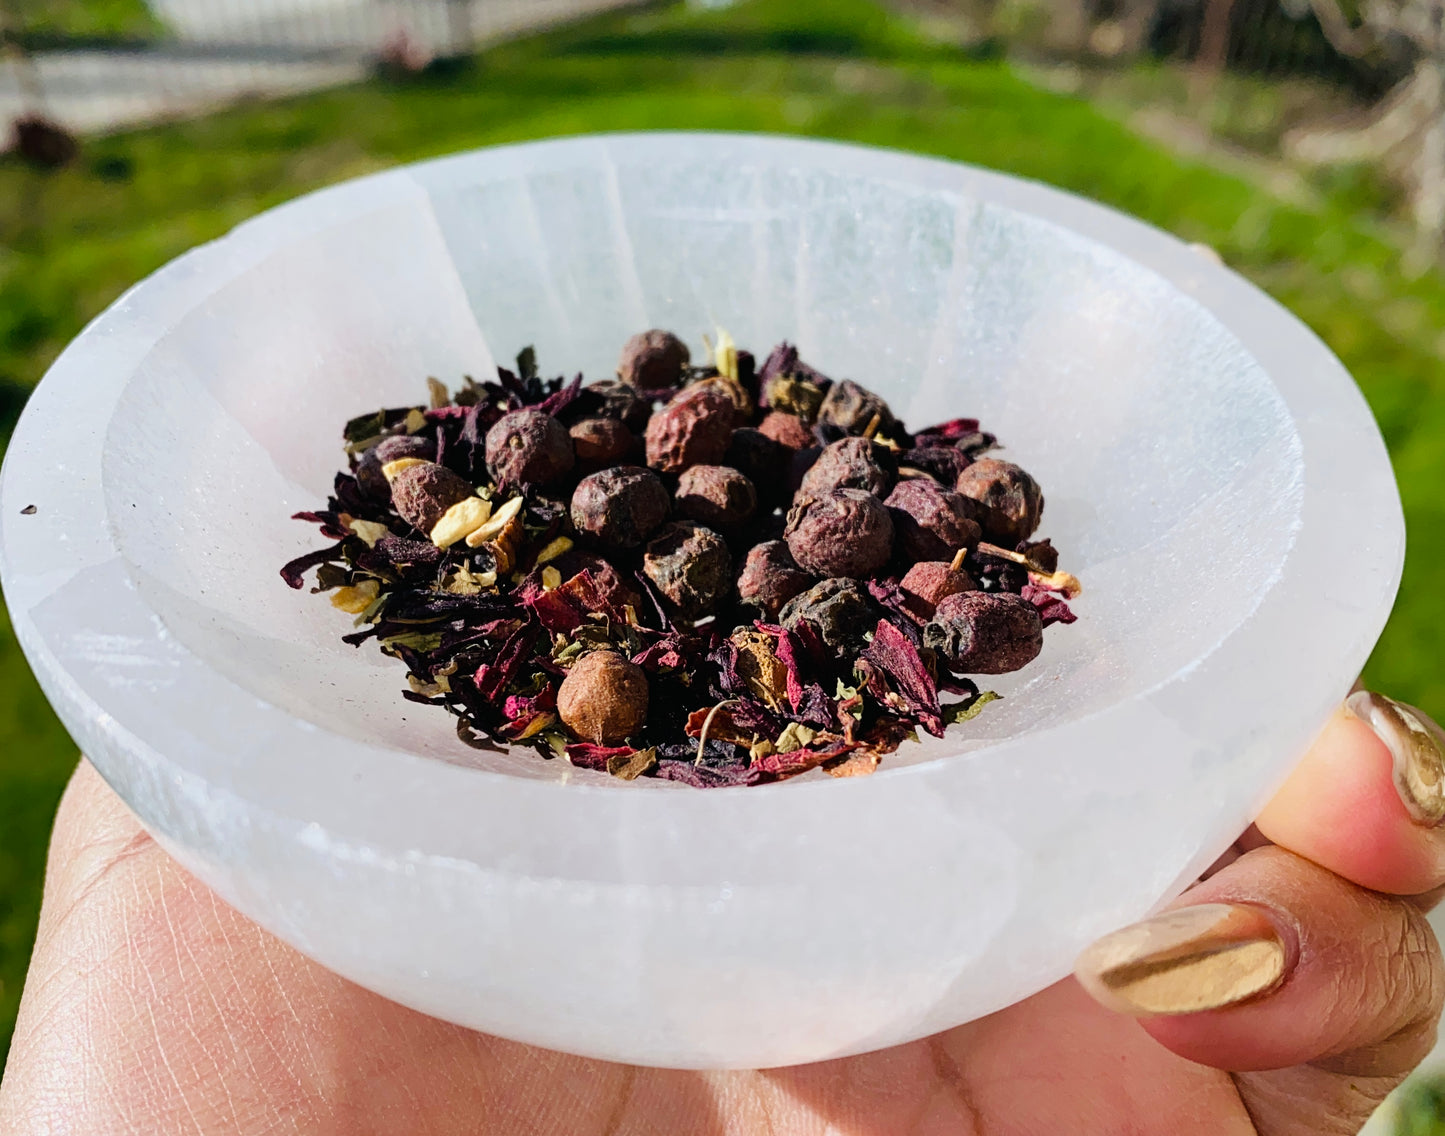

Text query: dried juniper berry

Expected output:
[955,458,1044,543]
[619,329,690,390]
[884,478,982,563]
[899,561,977,620]
[569,417,636,467]
[784,488,894,579]
[798,436,896,499]
[644,385,736,474]
[780,577,877,655]
[558,650,649,744]
[736,540,815,619]
[817,379,897,437]
[758,410,814,451]
[485,409,575,487]
[642,521,732,620]
[389,461,475,534]
[924,591,1043,674]
[357,434,437,500]
[674,464,757,530]
[570,466,670,549]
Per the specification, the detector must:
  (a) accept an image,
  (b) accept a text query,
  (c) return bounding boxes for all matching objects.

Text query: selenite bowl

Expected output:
[0,133,1403,1069]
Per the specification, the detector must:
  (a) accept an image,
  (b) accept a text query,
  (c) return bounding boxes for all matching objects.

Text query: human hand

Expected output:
[2,691,1442,1135]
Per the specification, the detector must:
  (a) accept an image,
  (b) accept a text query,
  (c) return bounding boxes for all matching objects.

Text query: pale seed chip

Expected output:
[403,408,428,434]
[541,566,562,590]
[465,495,524,547]
[382,456,429,482]
[430,496,493,549]
[535,535,574,565]
[347,518,391,548]
[330,578,380,614]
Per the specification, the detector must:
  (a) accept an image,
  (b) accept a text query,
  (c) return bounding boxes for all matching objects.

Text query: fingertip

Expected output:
[1256,708,1444,896]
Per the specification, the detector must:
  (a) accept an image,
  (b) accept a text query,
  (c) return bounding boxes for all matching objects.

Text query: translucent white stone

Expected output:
[0,134,1402,1068]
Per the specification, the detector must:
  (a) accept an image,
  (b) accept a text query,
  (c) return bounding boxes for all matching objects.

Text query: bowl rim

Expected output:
[0,130,1404,843]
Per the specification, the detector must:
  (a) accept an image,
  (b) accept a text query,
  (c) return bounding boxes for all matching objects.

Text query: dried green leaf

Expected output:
[343,409,386,444]
[516,346,538,381]
[607,747,659,781]
[775,722,817,753]
[945,690,1002,725]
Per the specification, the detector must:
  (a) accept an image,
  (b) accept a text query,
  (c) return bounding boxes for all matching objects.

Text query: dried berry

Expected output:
[619,329,690,390]
[644,386,735,474]
[899,446,969,486]
[642,522,732,619]
[557,650,650,744]
[884,479,982,563]
[899,561,977,619]
[570,466,670,549]
[725,428,791,503]
[758,411,814,451]
[485,409,575,487]
[565,379,652,432]
[736,540,815,618]
[674,464,757,530]
[389,461,474,533]
[569,417,636,467]
[924,591,1043,674]
[817,379,897,437]
[798,436,895,499]
[357,434,437,500]
[785,489,894,579]
[780,577,877,655]
[955,458,1044,543]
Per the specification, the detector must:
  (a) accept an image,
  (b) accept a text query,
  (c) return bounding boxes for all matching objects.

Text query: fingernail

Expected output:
[1346,691,1445,827]
[1074,903,1287,1016]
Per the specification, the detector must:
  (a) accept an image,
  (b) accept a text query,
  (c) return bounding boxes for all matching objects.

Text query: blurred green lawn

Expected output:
[2,0,1444,1082]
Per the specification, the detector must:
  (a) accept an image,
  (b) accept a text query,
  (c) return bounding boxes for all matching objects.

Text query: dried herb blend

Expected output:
[283,333,1078,786]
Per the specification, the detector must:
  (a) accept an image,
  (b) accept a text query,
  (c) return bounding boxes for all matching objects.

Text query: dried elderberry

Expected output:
[924,591,1043,674]
[674,464,757,530]
[899,560,977,620]
[642,521,732,619]
[758,410,814,451]
[357,434,436,500]
[799,436,896,499]
[736,540,815,619]
[780,577,877,655]
[884,478,982,563]
[569,417,636,468]
[389,461,474,533]
[619,328,690,390]
[785,488,894,579]
[955,458,1044,543]
[485,409,575,487]
[570,466,670,549]
[817,379,897,437]
[645,386,735,474]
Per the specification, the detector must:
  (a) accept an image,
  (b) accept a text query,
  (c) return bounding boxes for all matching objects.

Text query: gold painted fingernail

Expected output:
[1346,691,1445,827]
[1075,903,1287,1016]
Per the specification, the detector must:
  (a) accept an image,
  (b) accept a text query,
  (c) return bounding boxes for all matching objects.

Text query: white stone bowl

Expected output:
[0,133,1403,1069]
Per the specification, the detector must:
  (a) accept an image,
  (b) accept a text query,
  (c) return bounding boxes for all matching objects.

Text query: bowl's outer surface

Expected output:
[0,133,1403,1068]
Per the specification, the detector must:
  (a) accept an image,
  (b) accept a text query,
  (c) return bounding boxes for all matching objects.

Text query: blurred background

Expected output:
[1,0,1443,1129]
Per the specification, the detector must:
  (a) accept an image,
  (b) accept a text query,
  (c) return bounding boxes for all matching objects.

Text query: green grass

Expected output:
[2,0,1444,1076]
[3,0,161,40]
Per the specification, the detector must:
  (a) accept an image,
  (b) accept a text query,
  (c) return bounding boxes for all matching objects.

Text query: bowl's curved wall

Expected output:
[0,134,1402,1067]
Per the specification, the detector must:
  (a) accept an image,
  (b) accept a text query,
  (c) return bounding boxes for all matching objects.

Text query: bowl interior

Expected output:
[101,146,1300,783]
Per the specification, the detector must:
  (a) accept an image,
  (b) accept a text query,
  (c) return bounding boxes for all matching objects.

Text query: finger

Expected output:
[1076,845,1444,1135]
[1256,693,1445,897]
